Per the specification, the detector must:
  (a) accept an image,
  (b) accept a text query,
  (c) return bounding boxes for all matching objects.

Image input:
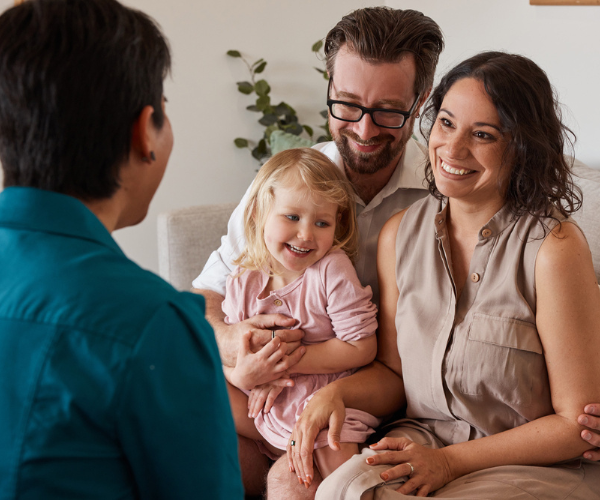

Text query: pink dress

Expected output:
[223,249,380,451]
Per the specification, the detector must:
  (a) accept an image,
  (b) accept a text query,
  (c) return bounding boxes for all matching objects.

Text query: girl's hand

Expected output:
[248,380,293,418]
[231,332,305,390]
[366,438,455,497]
[287,387,346,488]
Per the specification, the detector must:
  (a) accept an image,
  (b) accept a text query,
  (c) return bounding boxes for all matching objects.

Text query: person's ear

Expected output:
[130,105,157,163]
[419,88,432,111]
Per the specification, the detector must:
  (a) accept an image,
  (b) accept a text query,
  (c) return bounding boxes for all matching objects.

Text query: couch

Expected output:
[157,162,600,291]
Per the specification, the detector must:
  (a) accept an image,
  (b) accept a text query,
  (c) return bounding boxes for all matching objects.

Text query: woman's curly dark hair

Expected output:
[420,51,581,219]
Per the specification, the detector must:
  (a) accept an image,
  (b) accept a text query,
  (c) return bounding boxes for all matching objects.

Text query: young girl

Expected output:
[222,148,380,484]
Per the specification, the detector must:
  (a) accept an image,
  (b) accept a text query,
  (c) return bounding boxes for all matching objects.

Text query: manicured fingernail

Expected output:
[583,431,592,440]
[366,457,374,464]
[580,416,589,425]
[381,473,389,481]
[297,476,303,485]
[289,464,293,472]
[584,453,592,459]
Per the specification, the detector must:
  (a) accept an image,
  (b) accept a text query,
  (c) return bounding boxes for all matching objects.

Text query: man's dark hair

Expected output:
[324,7,444,97]
[0,0,171,200]
[421,51,581,219]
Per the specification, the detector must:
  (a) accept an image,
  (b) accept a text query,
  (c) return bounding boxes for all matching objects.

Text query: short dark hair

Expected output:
[324,7,444,97]
[421,51,581,219]
[0,0,171,200]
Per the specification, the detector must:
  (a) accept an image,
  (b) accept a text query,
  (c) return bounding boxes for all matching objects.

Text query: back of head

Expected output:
[237,148,359,272]
[0,0,171,200]
[324,7,444,96]
[422,51,581,218]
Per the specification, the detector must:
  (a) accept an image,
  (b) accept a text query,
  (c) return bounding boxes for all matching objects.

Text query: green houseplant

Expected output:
[227,41,331,164]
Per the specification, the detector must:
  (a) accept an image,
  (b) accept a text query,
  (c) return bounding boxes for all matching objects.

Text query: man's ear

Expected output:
[419,88,432,110]
[130,105,156,162]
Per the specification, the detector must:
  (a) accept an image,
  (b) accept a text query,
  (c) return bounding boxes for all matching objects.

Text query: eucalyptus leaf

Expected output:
[314,67,326,75]
[246,105,260,112]
[273,103,289,116]
[316,135,329,143]
[254,79,270,97]
[311,40,323,52]
[303,125,314,137]
[256,95,271,111]
[264,124,279,139]
[259,114,278,126]
[254,61,267,74]
[227,50,242,58]
[236,81,254,95]
[251,58,265,68]
[282,122,303,136]
[234,138,249,148]
[320,109,329,119]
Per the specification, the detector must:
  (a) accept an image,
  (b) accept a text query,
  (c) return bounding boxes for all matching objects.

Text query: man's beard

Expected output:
[333,126,410,175]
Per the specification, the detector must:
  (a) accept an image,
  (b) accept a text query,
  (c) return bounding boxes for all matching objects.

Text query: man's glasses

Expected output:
[326,78,421,130]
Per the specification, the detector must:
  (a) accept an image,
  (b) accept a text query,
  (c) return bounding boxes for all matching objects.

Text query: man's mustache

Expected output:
[340,129,395,147]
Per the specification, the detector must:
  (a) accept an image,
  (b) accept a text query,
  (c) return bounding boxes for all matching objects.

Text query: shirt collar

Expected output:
[313,138,428,209]
[0,187,124,256]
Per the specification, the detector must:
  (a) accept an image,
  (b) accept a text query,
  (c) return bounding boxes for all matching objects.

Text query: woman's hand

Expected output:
[248,379,293,418]
[287,387,347,488]
[366,438,454,497]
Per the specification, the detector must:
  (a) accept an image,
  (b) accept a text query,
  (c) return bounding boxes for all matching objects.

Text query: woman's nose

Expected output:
[446,133,469,160]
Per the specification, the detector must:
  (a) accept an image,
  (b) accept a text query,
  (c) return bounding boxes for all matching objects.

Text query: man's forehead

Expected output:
[331,46,417,104]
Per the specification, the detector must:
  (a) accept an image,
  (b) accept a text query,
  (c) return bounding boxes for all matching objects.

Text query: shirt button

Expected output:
[471,273,480,283]
[273,299,283,306]
[482,229,492,238]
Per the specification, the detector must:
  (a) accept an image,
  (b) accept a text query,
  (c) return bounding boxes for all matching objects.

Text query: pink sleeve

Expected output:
[222,268,246,325]
[320,252,378,342]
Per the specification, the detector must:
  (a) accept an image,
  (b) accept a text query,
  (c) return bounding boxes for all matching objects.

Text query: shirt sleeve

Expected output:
[321,252,378,342]
[115,295,243,500]
[191,184,252,295]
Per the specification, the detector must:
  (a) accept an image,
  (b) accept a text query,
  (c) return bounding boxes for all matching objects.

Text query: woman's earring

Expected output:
[142,151,156,163]
[416,113,420,119]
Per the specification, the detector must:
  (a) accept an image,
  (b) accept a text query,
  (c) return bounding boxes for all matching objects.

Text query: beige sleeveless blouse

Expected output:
[395,195,565,445]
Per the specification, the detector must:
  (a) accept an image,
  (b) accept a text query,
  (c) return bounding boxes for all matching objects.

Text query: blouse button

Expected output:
[273,299,283,306]
[482,229,492,238]
[471,273,480,283]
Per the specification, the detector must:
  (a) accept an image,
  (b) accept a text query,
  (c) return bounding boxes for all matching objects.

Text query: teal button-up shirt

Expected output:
[0,187,243,499]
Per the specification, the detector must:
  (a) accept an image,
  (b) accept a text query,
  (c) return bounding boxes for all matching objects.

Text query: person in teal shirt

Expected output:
[0,0,243,498]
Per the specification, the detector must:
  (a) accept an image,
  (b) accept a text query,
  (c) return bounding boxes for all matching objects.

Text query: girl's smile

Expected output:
[263,183,338,287]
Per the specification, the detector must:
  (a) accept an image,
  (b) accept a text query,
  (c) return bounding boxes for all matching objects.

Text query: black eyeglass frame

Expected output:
[326,78,421,130]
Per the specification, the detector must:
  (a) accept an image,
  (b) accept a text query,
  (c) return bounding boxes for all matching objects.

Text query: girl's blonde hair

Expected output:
[234,148,359,273]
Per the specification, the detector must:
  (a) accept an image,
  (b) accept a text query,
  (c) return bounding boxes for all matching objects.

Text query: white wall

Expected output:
[389,0,600,167]
[1,0,598,276]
